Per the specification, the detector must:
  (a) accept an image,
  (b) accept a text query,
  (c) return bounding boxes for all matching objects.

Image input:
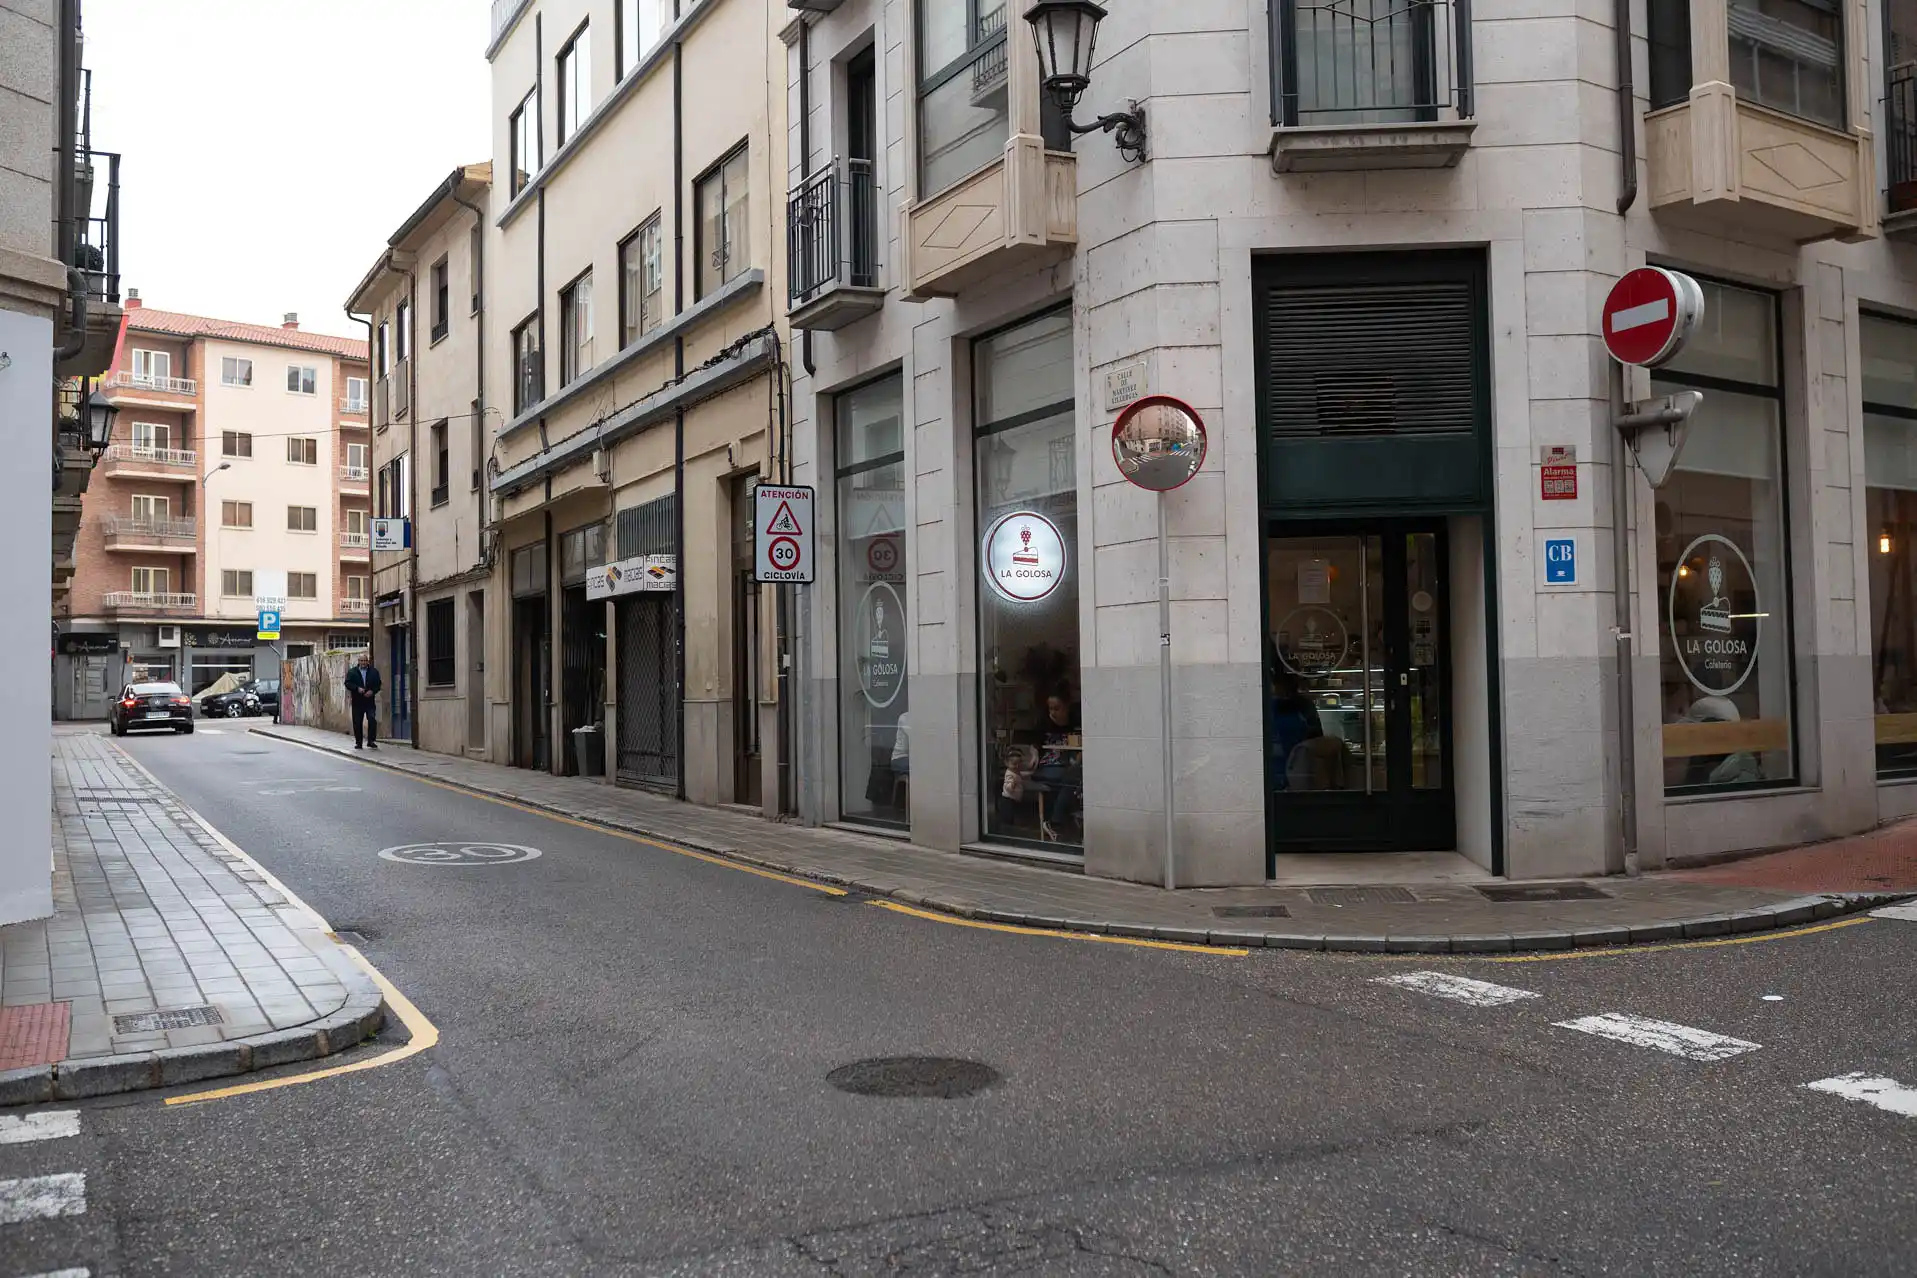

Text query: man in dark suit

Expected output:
[345,651,382,750]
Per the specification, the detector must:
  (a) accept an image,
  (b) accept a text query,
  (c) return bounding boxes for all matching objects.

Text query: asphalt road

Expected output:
[7,724,1913,1276]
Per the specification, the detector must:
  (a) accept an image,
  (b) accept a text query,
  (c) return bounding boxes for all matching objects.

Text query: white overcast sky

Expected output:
[84,0,491,339]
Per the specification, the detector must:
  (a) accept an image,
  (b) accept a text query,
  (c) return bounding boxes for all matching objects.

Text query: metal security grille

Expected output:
[1262,280,1477,438]
[616,594,677,788]
[617,494,675,558]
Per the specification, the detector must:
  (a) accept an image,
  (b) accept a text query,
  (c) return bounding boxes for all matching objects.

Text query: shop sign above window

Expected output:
[981,510,1067,603]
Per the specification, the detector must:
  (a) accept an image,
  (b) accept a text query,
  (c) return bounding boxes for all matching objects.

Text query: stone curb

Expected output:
[249,727,1911,958]
[0,988,387,1108]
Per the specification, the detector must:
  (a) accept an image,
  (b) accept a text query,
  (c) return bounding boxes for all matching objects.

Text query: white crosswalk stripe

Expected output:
[1869,902,1917,921]
[0,1112,80,1147]
[1804,1073,1917,1117]
[1373,971,1541,1007]
[1553,1013,1760,1061]
[23,1269,91,1278]
[0,1173,86,1226]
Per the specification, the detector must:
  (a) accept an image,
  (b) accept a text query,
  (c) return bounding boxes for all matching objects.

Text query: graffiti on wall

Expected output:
[279,650,356,735]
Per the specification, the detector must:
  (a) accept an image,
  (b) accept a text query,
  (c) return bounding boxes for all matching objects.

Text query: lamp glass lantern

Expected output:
[1024,0,1106,112]
[81,390,117,454]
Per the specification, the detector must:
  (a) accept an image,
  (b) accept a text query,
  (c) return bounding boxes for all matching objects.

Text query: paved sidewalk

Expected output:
[254,723,1895,954]
[1664,818,1917,894]
[0,730,385,1104]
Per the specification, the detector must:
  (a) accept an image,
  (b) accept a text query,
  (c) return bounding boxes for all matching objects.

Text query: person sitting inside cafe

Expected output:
[1027,688,1083,841]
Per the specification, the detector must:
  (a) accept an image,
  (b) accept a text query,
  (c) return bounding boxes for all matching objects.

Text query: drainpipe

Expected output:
[798,22,816,380]
[451,180,487,574]
[673,37,689,802]
[53,0,87,360]
[407,266,422,749]
[1615,0,1638,213]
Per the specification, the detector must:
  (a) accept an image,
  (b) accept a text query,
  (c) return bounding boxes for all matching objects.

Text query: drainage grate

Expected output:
[332,930,373,946]
[827,1056,1000,1099]
[1212,904,1291,919]
[112,1005,224,1035]
[1307,886,1418,906]
[1476,882,1613,903]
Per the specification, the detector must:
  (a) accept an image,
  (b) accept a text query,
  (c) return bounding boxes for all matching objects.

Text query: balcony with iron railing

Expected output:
[1267,0,1476,170]
[1888,63,1917,236]
[491,0,532,47]
[340,396,370,418]
[340,532,371,558]
[100,515,197,552]
[339,464,370,487]
[98,444,198,482]
[101,591,197,615]
[341,597,371,616]
[788,158,884,331]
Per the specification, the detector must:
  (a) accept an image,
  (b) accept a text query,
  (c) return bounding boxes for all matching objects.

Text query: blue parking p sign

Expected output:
[1545,538,1576,584]
[256,608,282,640]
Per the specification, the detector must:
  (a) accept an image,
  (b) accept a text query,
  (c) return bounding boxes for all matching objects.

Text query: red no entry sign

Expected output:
[1602,267,1703,368]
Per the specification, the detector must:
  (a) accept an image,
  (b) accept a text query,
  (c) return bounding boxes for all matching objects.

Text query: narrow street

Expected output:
[0,726,1907,1276]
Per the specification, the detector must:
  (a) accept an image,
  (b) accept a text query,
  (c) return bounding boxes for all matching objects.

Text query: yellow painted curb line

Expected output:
[165,945,438,1106]
[1480,914,1874,961]
[871,900,1248,956]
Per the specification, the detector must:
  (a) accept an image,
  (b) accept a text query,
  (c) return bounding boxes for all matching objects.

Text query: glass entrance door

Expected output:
[1266,521,1454,854]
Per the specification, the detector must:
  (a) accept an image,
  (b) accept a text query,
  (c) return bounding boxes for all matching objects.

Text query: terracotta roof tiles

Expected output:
[125,307,368,361]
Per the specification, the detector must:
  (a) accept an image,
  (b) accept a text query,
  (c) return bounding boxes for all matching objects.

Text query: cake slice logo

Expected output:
[1012,525,1040,565]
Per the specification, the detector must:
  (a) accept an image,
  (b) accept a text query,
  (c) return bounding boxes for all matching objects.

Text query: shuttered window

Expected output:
[616,494,676,558]
[1261,280,1478,439]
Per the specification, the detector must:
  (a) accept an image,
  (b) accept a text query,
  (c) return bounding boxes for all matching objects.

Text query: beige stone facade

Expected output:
[348,165,494,757]
[482,0,792,801]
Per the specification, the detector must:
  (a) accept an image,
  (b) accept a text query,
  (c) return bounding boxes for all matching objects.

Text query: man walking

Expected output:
[345,651,382,750]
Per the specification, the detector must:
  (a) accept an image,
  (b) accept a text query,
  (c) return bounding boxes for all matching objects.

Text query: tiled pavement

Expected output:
[1665,816,1917,894]
[0,730,383,1102]
[253,723,1895,952]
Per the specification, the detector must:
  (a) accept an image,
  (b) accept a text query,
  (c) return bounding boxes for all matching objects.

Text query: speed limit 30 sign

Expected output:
[754,484,815,584]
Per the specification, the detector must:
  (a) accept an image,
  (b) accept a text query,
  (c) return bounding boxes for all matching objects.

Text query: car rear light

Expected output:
[172,697,190,706]
[121,698,138,708]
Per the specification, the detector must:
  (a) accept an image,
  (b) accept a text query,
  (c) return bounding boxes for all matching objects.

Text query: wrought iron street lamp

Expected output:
[1023,0,1146,163]
[81,388,117,455]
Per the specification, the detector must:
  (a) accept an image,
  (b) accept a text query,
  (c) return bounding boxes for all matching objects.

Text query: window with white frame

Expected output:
[346,508,369,537]
[346,441,368,472]
[222,430,253,458]
[222,500,252,528]
[131,349,171,386]
[221,356,253,387]
[560,270,594,385]
[130,421,170,454]
[131,566,170,595]
[286,365,317,395]
[286,437,318,465]
[346,575,368,600]
[287,505,318,532]
[221,569,254,598]
[130,494,169,523]
[346,375,369,411]
[288,572,319,599]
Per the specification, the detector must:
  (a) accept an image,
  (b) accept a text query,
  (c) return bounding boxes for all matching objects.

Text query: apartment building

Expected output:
[3,0,121,924]
[780,0,1917,884]
[55,299,372,717]
[483,0,792,804]
[348,163,493,755]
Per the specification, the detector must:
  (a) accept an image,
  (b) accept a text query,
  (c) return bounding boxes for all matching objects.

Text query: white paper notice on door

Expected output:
[1298,560,1331,605]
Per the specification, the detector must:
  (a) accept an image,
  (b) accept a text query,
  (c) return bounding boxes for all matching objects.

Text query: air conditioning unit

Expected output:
[157,625,180,648]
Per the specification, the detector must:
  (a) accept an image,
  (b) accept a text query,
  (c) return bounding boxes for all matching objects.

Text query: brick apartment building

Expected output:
[54,295,373,718]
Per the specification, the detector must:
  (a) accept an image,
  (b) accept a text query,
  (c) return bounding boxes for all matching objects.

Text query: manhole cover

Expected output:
[1212,904,1291,918]
[1307,886,1418,906]
[378,841,543,866]
[827,1056,1000,1099]
[1476,882,1612,903]
[113,1005,224,1035]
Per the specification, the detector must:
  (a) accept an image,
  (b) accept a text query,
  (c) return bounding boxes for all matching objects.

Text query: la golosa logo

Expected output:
[1668,533,1760,695]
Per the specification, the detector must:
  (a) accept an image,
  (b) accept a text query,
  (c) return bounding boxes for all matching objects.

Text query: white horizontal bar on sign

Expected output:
[1372,971,1541,1007]
[1610,298,1670,333]
[0,1111,79,1146]
[1804,1073,1917,1118]
[1553,1013,1759,1061]
[0,1172,86,1226]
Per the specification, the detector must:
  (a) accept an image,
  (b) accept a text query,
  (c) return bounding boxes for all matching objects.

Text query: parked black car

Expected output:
[109,682,194,736]
[252,679,280,720]
[199,686,259,718]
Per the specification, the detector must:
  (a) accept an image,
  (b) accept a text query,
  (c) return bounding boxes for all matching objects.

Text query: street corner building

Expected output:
[777,0,1917,886]
[53,300,373,714]
[479,0,795,802]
